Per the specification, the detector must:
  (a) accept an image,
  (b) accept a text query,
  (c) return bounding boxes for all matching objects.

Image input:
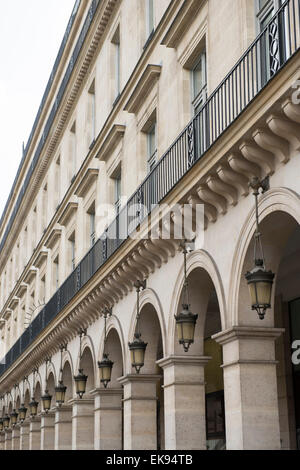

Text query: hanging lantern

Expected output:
[18,405,27,424]
[55,381,67,407]
[245,177,275,320]
[74,370,88,399]
[175,304,198,353]
[245,260,274,320]
[41,391,52,414]
[175,241,198,352]
[128,281,147,374]
[98,354,114,388]
[3,414,10,429]
[0,418,3,432]
[129,332,147,374]
[29,400,39,418]
[10,410,18,427]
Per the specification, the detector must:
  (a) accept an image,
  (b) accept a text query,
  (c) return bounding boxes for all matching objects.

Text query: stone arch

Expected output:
[168,249,227,356]
[61,358,74,402]
[127,288,167,374]
[229,188,300,326]
[98,315,126,388]
[79,344,96,395]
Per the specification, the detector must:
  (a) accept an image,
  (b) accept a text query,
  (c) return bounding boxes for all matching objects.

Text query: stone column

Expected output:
[12,425,21,450]
[54,405,72,450]
[0,432,5,450]
[118,374,161,450]
[157,356,211,450]
[29,417,41,450]
[20,421,30,450]
[92,388,123,450]
[213,327,284,450]
[41,411,55,450]
[71,398,94,450]
[4,429,12,450]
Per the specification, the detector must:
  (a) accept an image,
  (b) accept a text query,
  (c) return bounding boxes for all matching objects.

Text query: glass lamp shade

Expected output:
[3,414,10,429]
[128,333,147,374]
[0,418,3,432]
[29,400,39,418]
[175,304,198,352]
[41,391,52,413]
[55,381,67,407]
[98,354,114,388]
[10,410,18,426]
[245,260,275,320]
[74,370,88,399]
[18,405,27,423]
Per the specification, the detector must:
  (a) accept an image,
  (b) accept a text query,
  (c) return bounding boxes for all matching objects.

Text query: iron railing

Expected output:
[0,0,101,253]
[0,0,299,376]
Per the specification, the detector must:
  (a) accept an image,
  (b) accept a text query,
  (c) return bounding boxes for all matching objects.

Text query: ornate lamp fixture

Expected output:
[74,330,88,399]
[29,369,39,419]
[0,418,3,432]
[10,387,19,427]
[245,177,275,320]
[129,280,147,374]
[41,358,52,414]
[18,378,28,424]
[0,396,3,432]
[3,414,10,430]
[55,346,67,407]
[175,241,198,352]
[98,308,114,388]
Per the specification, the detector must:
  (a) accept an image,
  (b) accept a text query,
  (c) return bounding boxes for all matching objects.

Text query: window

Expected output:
[55,157,61,207]
[192,52,207,115]
[257,0,287,84]
[69,233,76,271]
[42,184,48,230]
[88,202,96,248]
[88,80,96,144]
[114,171,122,214]
[147,123,157,172]
[40,276,46,304]
[146,0,154,39]
[53,256,59,291]
[70,121,77,179]
[111,26,121,100]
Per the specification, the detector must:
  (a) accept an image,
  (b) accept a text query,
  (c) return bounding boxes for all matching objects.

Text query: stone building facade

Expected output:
[0,0,300,450]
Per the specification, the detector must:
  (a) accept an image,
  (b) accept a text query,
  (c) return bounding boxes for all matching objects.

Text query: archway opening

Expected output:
[80,347,95,396]
[238,210,300,449]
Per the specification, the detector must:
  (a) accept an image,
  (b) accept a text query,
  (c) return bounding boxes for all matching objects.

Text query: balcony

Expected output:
[0,0,299,378]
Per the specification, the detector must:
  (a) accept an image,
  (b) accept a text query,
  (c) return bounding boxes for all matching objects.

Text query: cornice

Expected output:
[34,249,49,270]
[16,283,28,299]
[96,125,125,161]
[44,228,62,250]
[58,202,78,227]
[124,65,162,114]
[161,0,206,49]
[23,267,38,285]
[74,168,99,198]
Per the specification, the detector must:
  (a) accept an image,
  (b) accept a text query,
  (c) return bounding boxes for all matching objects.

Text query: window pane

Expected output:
[193,59,204,99]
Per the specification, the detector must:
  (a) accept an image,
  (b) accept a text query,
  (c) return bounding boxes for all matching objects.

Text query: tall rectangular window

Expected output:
[192,52,207,115]
[147,123,157,172]
[70,121,77,179]
[55,157,61,207]
[114,172,122,214]
[88,80,96,144]
[112,26,121,100]
[146,0,154,38]
[69,233,76,271]
[54,256,59,291]
[88,202,96,248]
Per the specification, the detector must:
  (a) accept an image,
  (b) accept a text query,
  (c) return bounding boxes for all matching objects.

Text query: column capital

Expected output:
[68,397,94,406]
[212,326,285,345]
[90,387,123,398]
[157,355,211,369]
[5,428,12,436]
[118,374,161,386]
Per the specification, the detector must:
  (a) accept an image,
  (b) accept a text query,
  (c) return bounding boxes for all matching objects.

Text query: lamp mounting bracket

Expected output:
[249,176,270,195]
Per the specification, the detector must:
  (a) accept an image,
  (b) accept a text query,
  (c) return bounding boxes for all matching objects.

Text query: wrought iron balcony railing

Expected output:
[0,0,299,377]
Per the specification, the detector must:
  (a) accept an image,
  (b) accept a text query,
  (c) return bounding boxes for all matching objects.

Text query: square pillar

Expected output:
[71,398,94,450]
[4,429,12,450]
[118,374,161,450]
[20,421,30,450]
[157,356,211,450]
[0,432,5,450]
[12,425,21,450]
[29,416,41,450]
[92,388,123,450]
[213,327,284,450]
[54,405,72,450]
[41,411,55,450]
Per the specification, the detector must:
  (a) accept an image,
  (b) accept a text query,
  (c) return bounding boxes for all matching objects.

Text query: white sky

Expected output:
[0,0,76,217]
